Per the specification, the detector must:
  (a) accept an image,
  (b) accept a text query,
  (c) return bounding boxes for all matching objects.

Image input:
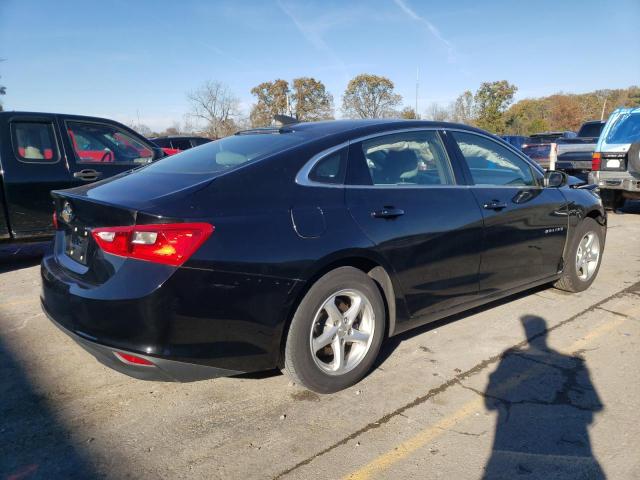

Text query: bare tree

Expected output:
[187,81,240,138]
[424,103,451,122]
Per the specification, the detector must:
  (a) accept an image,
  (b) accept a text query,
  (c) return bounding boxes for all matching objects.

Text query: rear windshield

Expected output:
[578,123,604,138]
[143,132,307,174]
[605,113,640,144]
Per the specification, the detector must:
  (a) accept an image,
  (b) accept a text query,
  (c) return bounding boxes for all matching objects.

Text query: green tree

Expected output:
[341,74,402,119]
[400,106,419,119]
[291,77,334,121]
[473,80,518,133]
[250,79,290,127]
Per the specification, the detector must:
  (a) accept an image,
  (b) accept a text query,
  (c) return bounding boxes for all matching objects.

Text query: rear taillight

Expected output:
[53,211,58,229]
[592,152,601,171]
[91,222,213,266]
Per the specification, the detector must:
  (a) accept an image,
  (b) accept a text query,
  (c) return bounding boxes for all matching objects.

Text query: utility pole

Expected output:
[600,98,607,121]
[415,66,419,117]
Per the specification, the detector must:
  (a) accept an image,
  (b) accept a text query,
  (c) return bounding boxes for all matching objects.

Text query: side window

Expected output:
[11,122,58,163]
[67,121,154,164]
[152,138,170,148]
[171,138,193,151]
[451,131,536,187]
[359,130,454,186]
[309,148,347,184]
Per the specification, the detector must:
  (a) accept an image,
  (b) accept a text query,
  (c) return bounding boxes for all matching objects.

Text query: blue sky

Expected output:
[1,0,639,130]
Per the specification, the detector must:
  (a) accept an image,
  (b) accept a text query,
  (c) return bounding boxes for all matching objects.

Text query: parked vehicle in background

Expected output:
[589,107,640,211]
[150,136,212,155]
[0,111,165,245]
[552,120,606,181]
[500,135,527,151]
[41,119,606,393]
[522,131,576,169]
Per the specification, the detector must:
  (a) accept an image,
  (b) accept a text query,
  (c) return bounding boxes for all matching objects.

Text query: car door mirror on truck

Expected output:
[544,170,567,188]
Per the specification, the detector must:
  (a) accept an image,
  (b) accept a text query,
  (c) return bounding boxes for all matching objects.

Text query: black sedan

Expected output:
[41,120,606,393]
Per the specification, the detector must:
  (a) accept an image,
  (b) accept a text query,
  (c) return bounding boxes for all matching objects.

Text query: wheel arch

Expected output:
[278,251,403,367]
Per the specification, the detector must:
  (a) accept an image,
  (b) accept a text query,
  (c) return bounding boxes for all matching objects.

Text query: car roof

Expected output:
[238,119,493,143]
[0,110,126,123]
[151,135,210,140]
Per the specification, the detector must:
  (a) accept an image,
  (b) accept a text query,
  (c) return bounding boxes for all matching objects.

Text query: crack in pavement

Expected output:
[272,280,640,480]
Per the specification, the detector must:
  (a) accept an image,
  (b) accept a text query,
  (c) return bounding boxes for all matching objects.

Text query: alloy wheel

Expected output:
[309,289,375,376]
[575,232,600,281]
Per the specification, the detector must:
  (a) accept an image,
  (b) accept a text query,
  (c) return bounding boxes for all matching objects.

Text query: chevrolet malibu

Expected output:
[41,120,606,393]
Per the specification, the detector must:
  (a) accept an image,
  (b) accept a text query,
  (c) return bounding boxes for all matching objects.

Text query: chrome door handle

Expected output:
[73,169,102,181]
[372,207,405,219]
[483,201,507,211]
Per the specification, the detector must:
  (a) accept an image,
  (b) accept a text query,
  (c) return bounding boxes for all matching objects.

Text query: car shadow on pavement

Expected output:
[479,315,605,479]
[0,331,99,479]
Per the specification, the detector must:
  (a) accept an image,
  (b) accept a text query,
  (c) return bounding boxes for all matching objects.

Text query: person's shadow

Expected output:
[481,315,605,479]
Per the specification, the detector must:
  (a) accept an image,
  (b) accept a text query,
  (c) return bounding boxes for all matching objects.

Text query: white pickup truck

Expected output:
[551,121,605,180]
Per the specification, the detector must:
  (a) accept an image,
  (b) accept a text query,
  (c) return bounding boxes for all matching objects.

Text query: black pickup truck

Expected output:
[0,112,165,249]
[553,120,606,180]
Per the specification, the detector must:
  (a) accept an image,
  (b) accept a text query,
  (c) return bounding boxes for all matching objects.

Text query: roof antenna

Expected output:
[274,114,298,126]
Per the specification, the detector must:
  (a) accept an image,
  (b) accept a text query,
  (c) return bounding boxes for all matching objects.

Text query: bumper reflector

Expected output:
[114,351,154,366]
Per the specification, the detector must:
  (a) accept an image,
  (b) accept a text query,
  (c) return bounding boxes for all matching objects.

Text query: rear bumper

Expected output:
[40,250,303,381]
[589,171,640,192]
[43,303,241,381]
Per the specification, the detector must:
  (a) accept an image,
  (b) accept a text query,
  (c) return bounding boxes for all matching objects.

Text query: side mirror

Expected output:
[544,170,567,188]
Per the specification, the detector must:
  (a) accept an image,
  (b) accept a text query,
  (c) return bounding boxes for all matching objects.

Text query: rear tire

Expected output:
[554,218,604,293]
[284,267,386,393]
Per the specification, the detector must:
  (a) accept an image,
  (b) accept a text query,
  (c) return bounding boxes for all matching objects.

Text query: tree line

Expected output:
[132,74,640,138]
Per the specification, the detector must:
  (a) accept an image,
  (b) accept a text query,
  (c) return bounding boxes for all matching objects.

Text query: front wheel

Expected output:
[284,267,386,393]
[554,218,604,293]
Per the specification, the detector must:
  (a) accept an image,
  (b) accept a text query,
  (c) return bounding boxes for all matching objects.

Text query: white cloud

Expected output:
[392,0,456,62]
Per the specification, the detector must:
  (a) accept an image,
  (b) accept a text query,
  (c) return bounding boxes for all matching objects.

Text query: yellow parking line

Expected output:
[343,316,627,480]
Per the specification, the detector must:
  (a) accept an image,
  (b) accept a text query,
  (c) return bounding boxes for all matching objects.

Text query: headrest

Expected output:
[216,151,246,166]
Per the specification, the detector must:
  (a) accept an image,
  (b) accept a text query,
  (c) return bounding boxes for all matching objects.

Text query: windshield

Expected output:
[143,132,307,174]
[605,113,640,144]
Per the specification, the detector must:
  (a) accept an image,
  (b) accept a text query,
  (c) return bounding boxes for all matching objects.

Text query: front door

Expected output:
[345,129,484,322]
[448,130,568,294]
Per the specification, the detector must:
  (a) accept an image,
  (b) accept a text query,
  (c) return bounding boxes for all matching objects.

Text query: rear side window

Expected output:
[11,122,58,163]
[578,123,604,138]
[67,121,154,164]
[605,113,640,144]
[152,138,170,148]
[143,132,308,174]
[452,131,536,187]
[171,138,192,150]
[309,148,347,184]
[358,130,454,186]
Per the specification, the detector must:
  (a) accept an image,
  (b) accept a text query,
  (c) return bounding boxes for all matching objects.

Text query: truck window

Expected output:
[11,122,59,163]
[66,121,154,164]
[605,113,640,144]
[578,123,604,138]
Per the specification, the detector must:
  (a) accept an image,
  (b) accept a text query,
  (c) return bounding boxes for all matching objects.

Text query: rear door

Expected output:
[0,115,74,238]
[345,129,484,322]
[61,118,155,183]
[448,130,568,294]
